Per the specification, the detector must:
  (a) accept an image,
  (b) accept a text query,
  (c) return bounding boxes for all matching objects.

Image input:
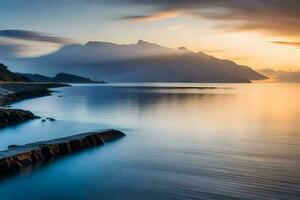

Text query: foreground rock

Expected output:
[0,109,39,128]
[0,129,125,174]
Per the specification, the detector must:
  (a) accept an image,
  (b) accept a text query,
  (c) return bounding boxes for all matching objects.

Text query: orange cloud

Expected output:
[272,41,300,48]
[112,0,300,37]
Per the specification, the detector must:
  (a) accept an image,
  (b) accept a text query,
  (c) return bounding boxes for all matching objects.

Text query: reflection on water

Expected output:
[0,83,299,200]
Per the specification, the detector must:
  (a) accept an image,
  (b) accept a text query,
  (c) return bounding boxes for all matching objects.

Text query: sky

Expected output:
[0,0,299,71]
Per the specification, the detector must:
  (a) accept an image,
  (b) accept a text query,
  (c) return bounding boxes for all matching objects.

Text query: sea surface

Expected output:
[0,83,299,200]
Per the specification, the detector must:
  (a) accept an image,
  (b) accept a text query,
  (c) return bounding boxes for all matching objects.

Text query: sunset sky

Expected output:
[0,0,299,71]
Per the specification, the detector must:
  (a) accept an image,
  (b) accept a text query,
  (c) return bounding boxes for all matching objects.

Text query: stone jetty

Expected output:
[0,129,125,174]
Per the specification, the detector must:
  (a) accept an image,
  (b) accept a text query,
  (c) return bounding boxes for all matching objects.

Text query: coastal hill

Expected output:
[10,40,267,83]
[0,62,99,83]
[0,63,28,82]
[21,72,101,83]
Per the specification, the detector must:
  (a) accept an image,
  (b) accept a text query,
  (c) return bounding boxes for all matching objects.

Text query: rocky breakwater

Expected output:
[0,129,125,174]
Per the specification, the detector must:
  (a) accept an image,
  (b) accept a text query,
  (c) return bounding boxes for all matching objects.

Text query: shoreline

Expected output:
[0,83,69,128]
[0,83,126,176]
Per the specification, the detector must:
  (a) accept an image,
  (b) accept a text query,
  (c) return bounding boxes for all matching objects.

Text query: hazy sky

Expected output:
[0,0,299,70]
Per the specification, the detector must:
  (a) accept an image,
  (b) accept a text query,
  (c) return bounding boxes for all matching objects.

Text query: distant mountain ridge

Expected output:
[20,72,100,83]
[8,40,267,83]
[0,63,28,82]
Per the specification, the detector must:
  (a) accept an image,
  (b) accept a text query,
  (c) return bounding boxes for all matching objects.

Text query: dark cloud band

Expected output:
[101,0,300,36]
[272,41,300,48]
[0,30,71,44]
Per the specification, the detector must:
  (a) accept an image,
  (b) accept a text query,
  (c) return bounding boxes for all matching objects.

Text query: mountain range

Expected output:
[20,73,101,83]
[6,40,267,83]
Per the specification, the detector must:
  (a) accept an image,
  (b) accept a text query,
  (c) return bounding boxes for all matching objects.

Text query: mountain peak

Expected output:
[178,46,188,51]
[85,41,116,47]
[85,41,96,46]
[136,40,159,47]
[137,40,149,45]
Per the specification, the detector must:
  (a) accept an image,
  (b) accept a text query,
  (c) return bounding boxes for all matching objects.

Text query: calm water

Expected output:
[0,83,299,200]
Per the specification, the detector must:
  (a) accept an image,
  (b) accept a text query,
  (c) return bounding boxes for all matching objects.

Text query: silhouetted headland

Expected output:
[19,72,104,83]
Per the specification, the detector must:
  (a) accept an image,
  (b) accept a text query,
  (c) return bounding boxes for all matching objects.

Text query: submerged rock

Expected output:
[46,117,56,122]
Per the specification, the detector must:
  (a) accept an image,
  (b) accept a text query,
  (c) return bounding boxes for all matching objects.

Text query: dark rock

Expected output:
[99,130,126,142]
[9,160,23,172]
[41,119,46,122]
[58,143,71,154]
[8,145,19,149]
[0,158,12,173]
[0,109,39,128]
[15,152,33,166]
[0,129,125,174]
[31,149,44,162]
[94,134,105,145]
[41,145,60,159]
[69,139,84,151]
[46,117,56,122]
